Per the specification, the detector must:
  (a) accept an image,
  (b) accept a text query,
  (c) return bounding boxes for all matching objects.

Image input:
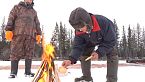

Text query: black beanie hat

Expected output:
[69,7,92,30]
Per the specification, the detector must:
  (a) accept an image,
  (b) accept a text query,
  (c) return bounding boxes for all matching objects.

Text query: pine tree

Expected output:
[50,22,60,58]
[50,22,72,59]
[64,28,72,58]
[113,19,120,57]
[131,28,138,58]
[136,23,142,58]
[127,25,132,58]
[141,28,145,58]
[0,16,5,42]
[120,26,128,59]
[58,22,65,58]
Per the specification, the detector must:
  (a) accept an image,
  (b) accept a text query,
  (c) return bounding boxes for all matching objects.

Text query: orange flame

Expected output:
[32,34,60,82]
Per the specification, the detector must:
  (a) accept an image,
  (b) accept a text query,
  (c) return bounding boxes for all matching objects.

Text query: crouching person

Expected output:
[62,7,118,82]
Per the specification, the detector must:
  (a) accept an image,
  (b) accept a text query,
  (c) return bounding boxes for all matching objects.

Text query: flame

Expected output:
[42,44,55,69]
[32,34,60,82]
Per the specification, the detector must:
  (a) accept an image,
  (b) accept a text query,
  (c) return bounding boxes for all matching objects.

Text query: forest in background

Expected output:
[0,17,145,61]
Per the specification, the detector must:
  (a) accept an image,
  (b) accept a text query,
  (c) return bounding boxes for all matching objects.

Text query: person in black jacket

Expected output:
[62,7,118,82]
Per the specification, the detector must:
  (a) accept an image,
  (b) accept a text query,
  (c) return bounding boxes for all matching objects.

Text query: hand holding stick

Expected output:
[85,55,93,61]
[85,52,99,61]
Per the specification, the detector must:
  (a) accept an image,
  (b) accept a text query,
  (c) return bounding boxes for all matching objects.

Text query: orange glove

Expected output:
[5,31,13,41]
[36,35,41,44]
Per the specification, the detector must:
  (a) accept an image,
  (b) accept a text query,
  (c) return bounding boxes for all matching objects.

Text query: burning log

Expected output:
[32,34,60,82]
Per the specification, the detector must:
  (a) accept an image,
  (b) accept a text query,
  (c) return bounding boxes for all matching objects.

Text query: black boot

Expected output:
[25,72,35,77]
[25,59,35,77]
[8,60,19,78]
[75,76,93,82]
[8,74,17,78]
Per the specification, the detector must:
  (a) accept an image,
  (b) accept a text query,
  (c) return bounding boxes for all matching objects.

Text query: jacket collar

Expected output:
[75,15,101,35]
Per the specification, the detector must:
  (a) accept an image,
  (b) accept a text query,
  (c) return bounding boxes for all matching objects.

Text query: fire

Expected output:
[32,34,60,82]
[42,44,55,69]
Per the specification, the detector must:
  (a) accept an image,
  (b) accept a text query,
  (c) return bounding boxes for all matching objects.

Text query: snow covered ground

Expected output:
[0,60,145,82]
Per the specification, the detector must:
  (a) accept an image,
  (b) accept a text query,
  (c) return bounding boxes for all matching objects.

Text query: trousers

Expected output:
[80,49,118,82]
[11,59,32,75]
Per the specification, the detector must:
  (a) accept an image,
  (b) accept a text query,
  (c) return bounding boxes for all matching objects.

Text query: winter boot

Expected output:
[74,56,93,82]
[8,60,19,78]
[25,73,35,77]
[75,76,93,82]
[25,59,35,77]
[8,74,17,78]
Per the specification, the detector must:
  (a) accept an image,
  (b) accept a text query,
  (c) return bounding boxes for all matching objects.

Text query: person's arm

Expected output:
[62,32,87,68]
[68,34,86,64]
[34,12,41,44]
[5,5,19,41]
[35,14,41,35]
[5,5,18,31]
[96,20,116,57]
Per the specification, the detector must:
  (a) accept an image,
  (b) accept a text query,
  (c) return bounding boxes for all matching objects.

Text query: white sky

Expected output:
[0,0,145,42]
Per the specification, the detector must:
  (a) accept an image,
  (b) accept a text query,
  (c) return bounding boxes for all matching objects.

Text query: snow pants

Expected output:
[11,59,32,75]
[80,49,118,82]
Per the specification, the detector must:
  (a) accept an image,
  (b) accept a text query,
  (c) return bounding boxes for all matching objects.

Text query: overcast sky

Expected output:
[0,0,145,42]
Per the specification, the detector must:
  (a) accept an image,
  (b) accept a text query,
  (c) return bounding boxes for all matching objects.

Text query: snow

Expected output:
[0,60,145,82]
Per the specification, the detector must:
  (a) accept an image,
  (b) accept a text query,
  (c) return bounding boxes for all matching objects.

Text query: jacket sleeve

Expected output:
[5,5,18,31]
[96,20,116,57]
[35,14,41,35]
[69,34,86,64]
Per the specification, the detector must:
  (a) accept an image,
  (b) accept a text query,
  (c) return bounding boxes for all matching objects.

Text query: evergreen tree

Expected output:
[58,22,65,58]
[141,28,145,57]
[113,19,120,57]
[50,22,59,57]
[127,25,133,58]
[64,28,72,58]
[0,17,5,42]
[131,28,138,58]
[136,23,142,58]
[51,22,72,59]
[120,26,128,59]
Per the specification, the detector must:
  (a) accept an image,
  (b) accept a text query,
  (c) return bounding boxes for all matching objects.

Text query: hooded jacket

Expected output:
[5,1,41,39]
[69,14,116,64]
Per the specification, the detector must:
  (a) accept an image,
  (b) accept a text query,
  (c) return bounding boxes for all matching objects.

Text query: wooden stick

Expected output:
[85,55,93,61]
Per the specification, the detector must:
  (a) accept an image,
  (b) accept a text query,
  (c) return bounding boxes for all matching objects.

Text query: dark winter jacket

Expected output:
[69,14,116,64]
